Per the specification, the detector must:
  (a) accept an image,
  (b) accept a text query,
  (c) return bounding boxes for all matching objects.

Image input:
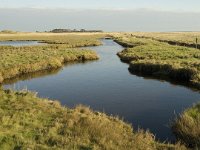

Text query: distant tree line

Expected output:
[48,29,103,33]
[0,30,17,34]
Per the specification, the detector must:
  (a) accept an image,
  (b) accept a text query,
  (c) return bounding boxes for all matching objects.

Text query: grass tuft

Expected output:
[172,103,200,148]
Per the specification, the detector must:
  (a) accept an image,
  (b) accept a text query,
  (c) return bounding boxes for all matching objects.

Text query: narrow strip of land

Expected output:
[113,33,200,90]
[0,33,104,83]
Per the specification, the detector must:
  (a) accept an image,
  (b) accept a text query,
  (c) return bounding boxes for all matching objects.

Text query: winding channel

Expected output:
[3,39,200,142]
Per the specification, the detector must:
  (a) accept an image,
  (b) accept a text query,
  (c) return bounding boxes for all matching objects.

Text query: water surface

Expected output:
[0,41,43,46]
[3,39,200,142]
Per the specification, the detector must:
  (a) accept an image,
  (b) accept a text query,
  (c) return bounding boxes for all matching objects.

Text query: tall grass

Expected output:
[172,103,200,148]
[0,89,186,149]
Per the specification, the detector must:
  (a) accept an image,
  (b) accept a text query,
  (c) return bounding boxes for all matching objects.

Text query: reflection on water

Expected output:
[3,39,200,142]
[3,69,61,85]
[3,61,97,85]
[128,69,200,93]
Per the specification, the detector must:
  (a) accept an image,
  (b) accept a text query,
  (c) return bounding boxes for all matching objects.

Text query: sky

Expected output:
[1,0,200,31]
[1,0,200,12]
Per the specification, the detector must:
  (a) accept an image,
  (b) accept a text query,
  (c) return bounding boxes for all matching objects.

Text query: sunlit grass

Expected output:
[114,34,200,148]
[0,45,98,83]
[0,32,104,47]
[115,35,200,89]
[172,103,200,148]
[0,89,186,150]
[129,32,200,47]
[0,33,104,83]
[0,32,192,149]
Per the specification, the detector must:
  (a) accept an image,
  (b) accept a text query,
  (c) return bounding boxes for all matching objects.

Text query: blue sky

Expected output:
[1,0,200,12]
[1,0,200,31]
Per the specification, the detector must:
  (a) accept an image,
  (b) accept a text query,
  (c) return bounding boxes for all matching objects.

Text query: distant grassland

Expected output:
[114,34,200,89]
[0,89,186,150]
[128,32,200,49]
[0,32,104,46]
[0,33,105,83]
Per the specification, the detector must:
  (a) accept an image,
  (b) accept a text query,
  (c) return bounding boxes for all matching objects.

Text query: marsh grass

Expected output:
[0,44,98,83]
[0,89,186,150]
[115,35,200,89]
[114,34,200,148]
[0,33,104,47]
[129,32,200,48]
[0,33,104,83]
[0,32,191,149]
[172,104,200,148]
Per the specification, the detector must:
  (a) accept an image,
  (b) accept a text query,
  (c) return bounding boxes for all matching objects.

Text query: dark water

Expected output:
[3,39,200,142]
[0,41,43,46]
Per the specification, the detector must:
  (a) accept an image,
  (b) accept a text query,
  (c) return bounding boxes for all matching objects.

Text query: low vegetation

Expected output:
[0,32,197,149]
[0,44,98,83]
[172,103,200,148]
[0,33,105,83]
[128,32,200,49]
[0,32,104,46]
[0,89,186,149]
[3,68,61,85]
[114,34,200,148]
[114,34,200,89]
